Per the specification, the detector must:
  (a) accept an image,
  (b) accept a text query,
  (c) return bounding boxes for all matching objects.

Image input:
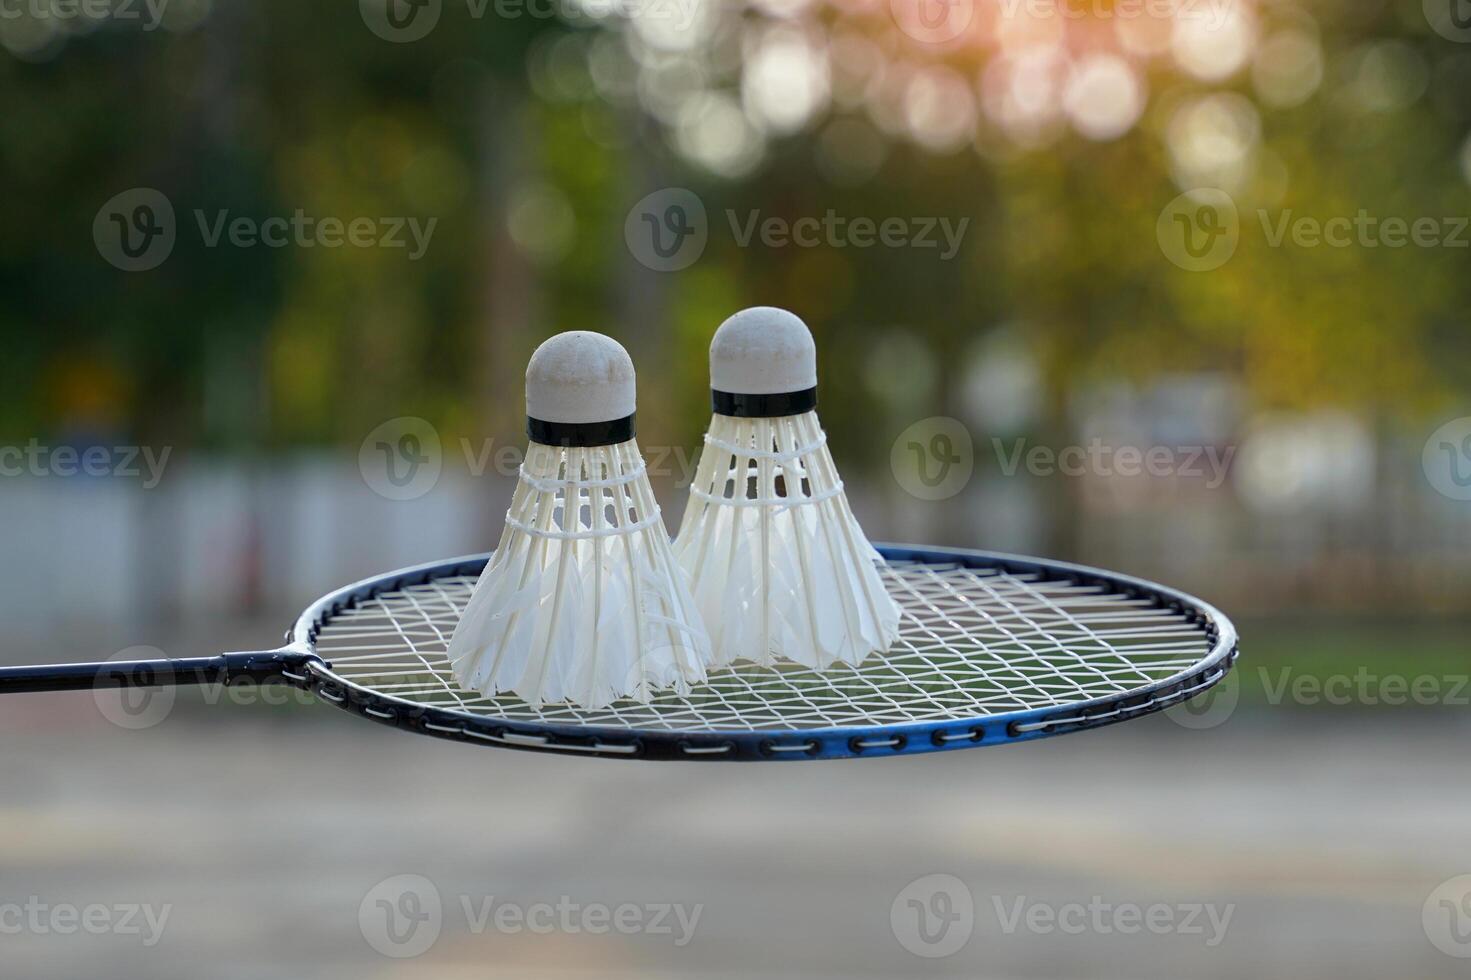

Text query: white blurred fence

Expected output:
[2,437,1469,638]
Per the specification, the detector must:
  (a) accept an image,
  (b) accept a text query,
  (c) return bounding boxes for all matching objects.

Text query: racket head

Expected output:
[288,545,1238,761]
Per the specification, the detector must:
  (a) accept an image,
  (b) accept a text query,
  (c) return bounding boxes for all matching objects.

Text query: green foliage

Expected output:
[1,1,1468,456]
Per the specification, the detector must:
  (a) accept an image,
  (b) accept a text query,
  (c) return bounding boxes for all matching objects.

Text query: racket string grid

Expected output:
[288,548,1237,761]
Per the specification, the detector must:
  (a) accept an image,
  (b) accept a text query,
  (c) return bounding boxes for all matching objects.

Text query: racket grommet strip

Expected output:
[933,727,984,745]
[462,727,506,743]
[849,734,906,754]
[760,739,820,758]
[1007,663,1232,737]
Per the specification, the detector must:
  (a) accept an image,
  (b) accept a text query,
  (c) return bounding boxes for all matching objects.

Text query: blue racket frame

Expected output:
[0,545,1238,761]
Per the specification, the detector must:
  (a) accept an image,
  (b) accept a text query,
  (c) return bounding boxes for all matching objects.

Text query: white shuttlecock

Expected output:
[447,331,712,709]
[673,307,901,670]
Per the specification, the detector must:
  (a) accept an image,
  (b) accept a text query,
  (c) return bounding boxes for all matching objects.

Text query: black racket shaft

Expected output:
[0,650,315,694]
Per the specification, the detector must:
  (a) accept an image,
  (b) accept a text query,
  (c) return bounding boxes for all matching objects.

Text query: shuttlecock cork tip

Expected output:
[710,306,817,396]
[526,331,636,426]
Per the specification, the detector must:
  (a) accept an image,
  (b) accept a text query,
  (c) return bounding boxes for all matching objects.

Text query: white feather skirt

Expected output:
[673,411,902,670]
[448,440,711,709]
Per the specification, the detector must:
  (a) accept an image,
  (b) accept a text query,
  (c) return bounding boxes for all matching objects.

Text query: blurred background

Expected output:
[1,0,1468,976]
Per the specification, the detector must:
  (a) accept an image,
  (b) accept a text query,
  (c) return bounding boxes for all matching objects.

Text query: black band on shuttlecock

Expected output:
[526,413,635,447]
[711,387,817,418]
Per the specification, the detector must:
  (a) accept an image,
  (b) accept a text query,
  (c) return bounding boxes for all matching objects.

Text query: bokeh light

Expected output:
[1171,6,1255,82]
[903,66,976,152]
[1251,28,1324,109]
[980,45,1069,148]
[1346,40,1430,114]
[1166,93,1262,192]
[1063,54,1145,142]
[675,92,766,178]
[576,0,1293,174]
[1235,413,1375,514]
[742,23,832,134]
[506,182,578,265]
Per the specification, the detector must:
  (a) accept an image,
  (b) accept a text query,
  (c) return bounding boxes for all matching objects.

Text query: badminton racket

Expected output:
[0,545,1238,761]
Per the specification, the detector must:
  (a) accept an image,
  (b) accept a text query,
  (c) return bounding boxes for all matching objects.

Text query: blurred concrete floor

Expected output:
[0,689,1464,979]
